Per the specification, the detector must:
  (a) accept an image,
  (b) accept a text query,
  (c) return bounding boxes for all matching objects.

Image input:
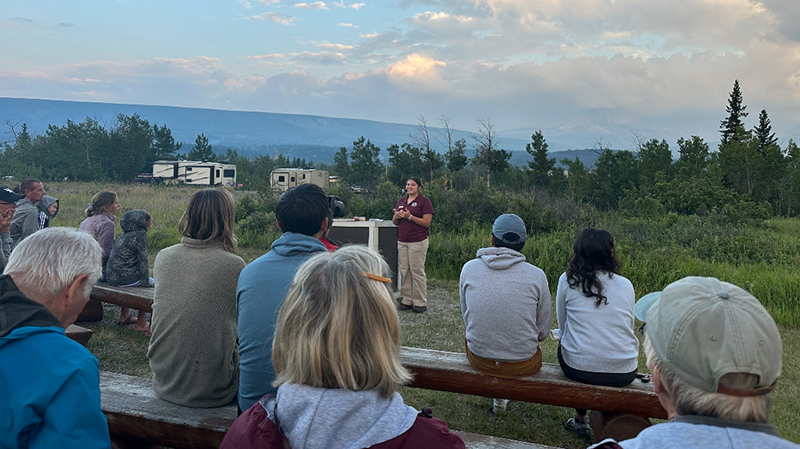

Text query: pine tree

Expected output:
[719,80,748,145]
[187,133,215,161]
[753,109,778,154]
[526,130,555,188]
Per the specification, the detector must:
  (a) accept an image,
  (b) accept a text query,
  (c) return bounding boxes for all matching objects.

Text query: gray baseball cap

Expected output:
[635,276,782,396]
[492,213,526,244]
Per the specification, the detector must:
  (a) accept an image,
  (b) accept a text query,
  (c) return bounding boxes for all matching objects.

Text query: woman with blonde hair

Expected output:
[147,189,245,407]
[221,245,464,449]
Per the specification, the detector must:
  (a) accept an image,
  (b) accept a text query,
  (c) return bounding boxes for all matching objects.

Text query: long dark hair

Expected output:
[566,228,620,307]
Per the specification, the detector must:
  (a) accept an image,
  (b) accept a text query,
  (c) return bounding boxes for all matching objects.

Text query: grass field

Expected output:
[24,181,800,447]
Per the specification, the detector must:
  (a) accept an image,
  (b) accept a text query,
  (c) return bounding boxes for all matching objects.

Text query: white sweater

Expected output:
[556,271,639,373]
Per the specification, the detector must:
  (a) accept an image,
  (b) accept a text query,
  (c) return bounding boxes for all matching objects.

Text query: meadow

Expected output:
[28,181,800,447]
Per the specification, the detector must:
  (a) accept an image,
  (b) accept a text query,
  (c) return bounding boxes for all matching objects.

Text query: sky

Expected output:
[1,0,799,147]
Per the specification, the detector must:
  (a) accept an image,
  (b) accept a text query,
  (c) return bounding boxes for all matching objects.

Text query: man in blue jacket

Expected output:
[236,184,331,412]
[0,227,110,449]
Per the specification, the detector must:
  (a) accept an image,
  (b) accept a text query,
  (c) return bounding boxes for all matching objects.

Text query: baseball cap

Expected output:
[635,276,782,396]
[0,188,24,203]
[492,214,526,244]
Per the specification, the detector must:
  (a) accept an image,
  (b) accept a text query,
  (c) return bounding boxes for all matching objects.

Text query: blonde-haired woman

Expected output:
[147,189,245,407]
[221,245,464,449]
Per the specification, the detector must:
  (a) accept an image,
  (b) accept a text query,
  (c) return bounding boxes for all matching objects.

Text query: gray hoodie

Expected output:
[459,246,551,362]
[36,196,59,230]
[265,384,419,449]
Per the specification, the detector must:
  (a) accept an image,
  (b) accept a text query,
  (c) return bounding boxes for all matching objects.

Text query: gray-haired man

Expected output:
[0,227,110,448]
[591,276,798,449]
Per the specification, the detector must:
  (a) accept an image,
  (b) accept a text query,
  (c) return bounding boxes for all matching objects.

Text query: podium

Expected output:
[328,219,398,289]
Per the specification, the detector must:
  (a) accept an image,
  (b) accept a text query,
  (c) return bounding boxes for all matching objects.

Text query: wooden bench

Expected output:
[65,324,93,346]
[101,371,559,449]
[401,347,666,442]
[91,284,154,312]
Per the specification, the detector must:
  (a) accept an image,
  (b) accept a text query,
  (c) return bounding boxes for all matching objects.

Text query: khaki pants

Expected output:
[398,238,429,307]
[465,340,543,379]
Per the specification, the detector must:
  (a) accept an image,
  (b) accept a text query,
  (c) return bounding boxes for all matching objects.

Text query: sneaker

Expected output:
[492,398,509,414]
[564,417,592,442]
[412,305,427,313]
[398,303,413,311]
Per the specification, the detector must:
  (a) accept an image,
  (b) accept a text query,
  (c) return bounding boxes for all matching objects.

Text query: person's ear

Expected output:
[319,217,329,234]
[490,234,495,246]
[65,274,90,306]
[276,220,282,231]
[651,364,677,419]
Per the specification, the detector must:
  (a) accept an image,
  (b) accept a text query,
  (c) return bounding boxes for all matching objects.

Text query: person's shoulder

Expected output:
[373,414,464,449]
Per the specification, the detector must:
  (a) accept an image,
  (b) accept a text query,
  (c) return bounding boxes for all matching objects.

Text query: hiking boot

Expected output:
[564,417,592,442]
[492,398,509,414]
[412,305,427,313]
[398,302,413,311]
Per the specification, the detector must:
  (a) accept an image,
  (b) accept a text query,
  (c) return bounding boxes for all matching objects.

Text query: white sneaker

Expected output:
[492,398,509,414]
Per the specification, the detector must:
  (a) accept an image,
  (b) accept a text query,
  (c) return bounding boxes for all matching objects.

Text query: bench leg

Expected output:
[77,297,104,322]
[590,410,651,443]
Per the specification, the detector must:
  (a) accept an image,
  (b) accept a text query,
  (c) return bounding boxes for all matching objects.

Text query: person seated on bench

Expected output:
[221,245,465,449]
[459,213,551,414]
[556,228,638,442]
[105,209,153,334]
[148,189,245,407]
[236,184,331,412]
[591,277,798,449]
[0,228,110,449]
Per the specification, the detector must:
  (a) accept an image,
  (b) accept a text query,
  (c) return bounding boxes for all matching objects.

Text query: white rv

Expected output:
[270,168,329,192]
[152,161,237,186]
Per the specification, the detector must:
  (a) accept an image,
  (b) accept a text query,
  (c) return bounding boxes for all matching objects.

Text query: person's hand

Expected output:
[392,208,404,220]
[0,209,13,233]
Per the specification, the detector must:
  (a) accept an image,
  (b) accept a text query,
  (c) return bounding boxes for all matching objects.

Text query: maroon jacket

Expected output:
[221,397,465,449]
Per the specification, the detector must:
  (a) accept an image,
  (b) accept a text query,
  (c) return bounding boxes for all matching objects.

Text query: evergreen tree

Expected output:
[526,130,555,188]
[349,136,382,186]
[152,124,182,161]
[753,109,778,154]
[676,136,709,178]
[333,146,350,183]
[471,118,509,187]
[187,133,215,161]
[719,80,748,145]
[637,139,672,188]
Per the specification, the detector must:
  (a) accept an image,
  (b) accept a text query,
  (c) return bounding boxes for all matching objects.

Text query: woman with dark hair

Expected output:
[221,245,464,448]
[392,177,433,313]
[555,228,638,442]
[147,189,245,407]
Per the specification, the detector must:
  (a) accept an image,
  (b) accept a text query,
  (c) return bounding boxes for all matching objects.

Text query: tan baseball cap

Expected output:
[635,276,782,396]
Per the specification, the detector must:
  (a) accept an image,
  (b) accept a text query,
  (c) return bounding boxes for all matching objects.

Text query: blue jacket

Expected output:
[236,232,327,411]
[0,275,111,449]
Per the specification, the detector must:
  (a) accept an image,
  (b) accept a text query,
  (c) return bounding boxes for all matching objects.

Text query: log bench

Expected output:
[400,347,666,443]
[101,371,559,449]
[91,284,154,313]
[65,324,93,346]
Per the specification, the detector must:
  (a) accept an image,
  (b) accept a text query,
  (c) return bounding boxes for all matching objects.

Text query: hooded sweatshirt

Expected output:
[36,195,59,230]
[459,246,551,362]
[236,232,327,411]
[0,275,111,449]
[9,197,38,250]
[105,209,151,287]
[221,384,465,449]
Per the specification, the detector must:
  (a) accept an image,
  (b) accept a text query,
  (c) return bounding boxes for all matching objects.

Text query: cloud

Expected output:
[360,32,379,39]
[293,2,329,10]
[56,22,74,27]
[384,54,448,91]
[259,0,280,3]
[250,12,297,25]
[333,1,364,10]
[239,1,253,8]
[336,22,358,28]
[290,51,347,65]
[10,17,33,23]
[314,42,354,50]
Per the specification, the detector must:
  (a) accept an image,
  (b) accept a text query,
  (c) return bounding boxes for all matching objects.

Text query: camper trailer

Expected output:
[270,168,329,192]
[152,161,237,186]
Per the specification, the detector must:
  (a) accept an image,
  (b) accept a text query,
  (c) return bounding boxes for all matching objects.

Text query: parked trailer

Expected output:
[152,161,236,186]
[270,168,329,192]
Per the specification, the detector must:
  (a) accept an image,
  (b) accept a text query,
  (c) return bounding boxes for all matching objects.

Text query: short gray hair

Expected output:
[5,227,102,298]
[644,335,772,423]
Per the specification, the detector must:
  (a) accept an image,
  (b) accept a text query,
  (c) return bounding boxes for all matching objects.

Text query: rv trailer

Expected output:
[152,161,237,186]
[270,168,330,192]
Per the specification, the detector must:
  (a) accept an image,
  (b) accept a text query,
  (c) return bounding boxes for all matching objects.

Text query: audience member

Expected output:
[105,209,152,333]
[459,213,551,414]
[236,183,330,412]
[590,277,798,449]
[10,179,46,249]
[556,228,639,442]
[221,245,465,449]
[0,188,24,273]
[79,190,121,270]
[36,195,59,229]
[148,189,245,407]
[0,227,110,448]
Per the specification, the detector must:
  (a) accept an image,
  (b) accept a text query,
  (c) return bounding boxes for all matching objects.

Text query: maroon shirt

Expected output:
[395,194,433,243]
